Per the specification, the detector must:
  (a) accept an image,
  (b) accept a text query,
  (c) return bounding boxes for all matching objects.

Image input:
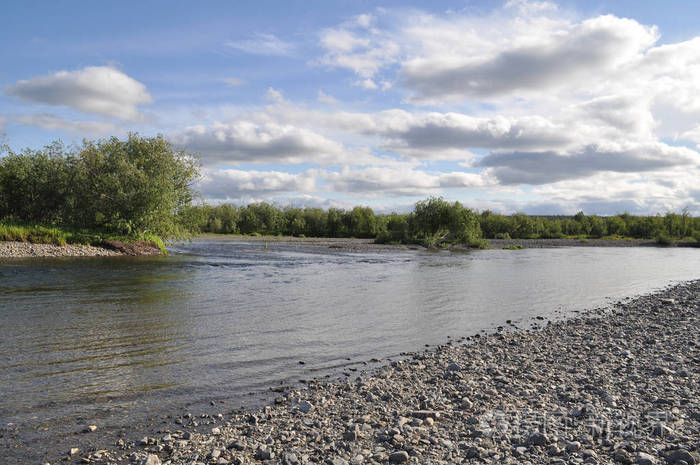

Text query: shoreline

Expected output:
[14,279,698,465]
[1,235,696,258]
[201,234,698,251]
[0,240,163,258]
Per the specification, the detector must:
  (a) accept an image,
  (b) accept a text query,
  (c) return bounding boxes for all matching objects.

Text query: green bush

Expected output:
[1,134,200,240]
[654,233,675,246]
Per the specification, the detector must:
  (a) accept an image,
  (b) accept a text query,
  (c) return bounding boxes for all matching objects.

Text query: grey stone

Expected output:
[666,450,695,465]
[388,451,409,463]
[299,401,314,413]
[526,432,549,447]
[637,452,656,465]
[138,455,162,465]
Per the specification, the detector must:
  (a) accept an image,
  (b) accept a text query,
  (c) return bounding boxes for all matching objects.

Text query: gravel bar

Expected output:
[0,241,121,258]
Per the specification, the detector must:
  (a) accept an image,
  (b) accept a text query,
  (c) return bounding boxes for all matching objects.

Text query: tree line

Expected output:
[178,197,488,247]
[1,134,699,246]
[180,198,700,246]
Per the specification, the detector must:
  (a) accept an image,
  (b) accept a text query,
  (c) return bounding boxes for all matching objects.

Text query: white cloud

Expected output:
[265,88,285,102]
[4,66,152,121]
[326,166,491,196]
[401,15,658,103]
[370,111,572,154]
[317,90,338,104]
[218,77,245,87]
[681,125,700,148]
[318,16,400,79]
[199,168,317,200]
[225,33,294,56]
[531,168,700,215]
[174,120,347,165]
[479,142,697,185]
[355,78,378,90]
[13,113,118,135]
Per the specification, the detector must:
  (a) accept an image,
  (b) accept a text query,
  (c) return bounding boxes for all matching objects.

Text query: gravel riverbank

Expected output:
[36,280,698,465]
[0,239,163,258]
[0,241,121,258]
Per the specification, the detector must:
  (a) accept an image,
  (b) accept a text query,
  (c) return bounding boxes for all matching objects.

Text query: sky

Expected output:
[1,0,699,215]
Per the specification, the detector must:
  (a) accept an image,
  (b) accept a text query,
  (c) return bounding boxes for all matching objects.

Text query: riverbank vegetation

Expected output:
[180,199,700,248]
[2,135,699,250]
[0,134,199,252]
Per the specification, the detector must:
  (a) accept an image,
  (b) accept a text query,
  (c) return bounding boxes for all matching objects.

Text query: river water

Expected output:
[1,238,698,460]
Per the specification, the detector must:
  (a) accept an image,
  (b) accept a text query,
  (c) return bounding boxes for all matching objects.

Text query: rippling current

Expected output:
[1,238,699,460]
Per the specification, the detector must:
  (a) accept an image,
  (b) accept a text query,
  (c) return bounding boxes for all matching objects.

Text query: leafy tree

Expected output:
[71,134,199,237]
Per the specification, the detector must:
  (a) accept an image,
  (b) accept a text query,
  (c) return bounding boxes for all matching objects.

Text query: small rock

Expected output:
[388,451,409,463]
[446,362,461,372]
[256,446,274,461]
[613,449,632,465]
[69,448,79,456]
[566,441,581,453]
[466,446,481,459]
[526,432,549,447]
[343,425,360,441]
[211,427,221,435]
[637,452,656,465]
[299,401,314,413]
[139,455,162,465]
[411,410,440,420]
[666,449,695,465]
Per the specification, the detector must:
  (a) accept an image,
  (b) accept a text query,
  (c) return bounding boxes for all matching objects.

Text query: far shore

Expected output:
[2,235,697,259]
[199,234,699,251]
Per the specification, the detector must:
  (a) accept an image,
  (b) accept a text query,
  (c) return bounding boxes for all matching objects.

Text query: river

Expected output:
[0,238,698,461]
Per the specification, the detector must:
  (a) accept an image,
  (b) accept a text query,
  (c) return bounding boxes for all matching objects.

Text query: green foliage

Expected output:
[0,134,200,240]
[73,134,199,238]
[411,197,483,246]
[187,198,699,248]
[475,210,699,242]
[503,244,523,250]
[0,221,167,252]
[375,213,410,244]
[654,232,675,246]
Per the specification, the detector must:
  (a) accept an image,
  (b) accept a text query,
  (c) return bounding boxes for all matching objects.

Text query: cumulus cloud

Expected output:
[318,14,400,79]
[13,114,117,135]
[681,125,700,148]
[174,120,346,165]
[372,111,571,154]
[255,104,572,160]
[199,168,317,200]
[479,142,697,184]
[225,33,294,56]
[4,66,152,121]
[326,166,490,196]
[531,168,700,215]
[402,15,658,102]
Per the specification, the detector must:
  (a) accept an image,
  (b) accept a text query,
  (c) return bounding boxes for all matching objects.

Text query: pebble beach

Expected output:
[30,280,698,465]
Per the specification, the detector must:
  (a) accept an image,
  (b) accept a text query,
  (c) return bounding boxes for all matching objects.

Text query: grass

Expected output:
[502,244,523,250]
[0,222,166,253]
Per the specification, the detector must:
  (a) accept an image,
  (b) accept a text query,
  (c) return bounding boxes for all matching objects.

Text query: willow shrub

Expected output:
[0,134,200,239]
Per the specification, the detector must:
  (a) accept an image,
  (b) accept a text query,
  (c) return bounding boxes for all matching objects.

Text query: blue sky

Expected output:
[1,0,699,214]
